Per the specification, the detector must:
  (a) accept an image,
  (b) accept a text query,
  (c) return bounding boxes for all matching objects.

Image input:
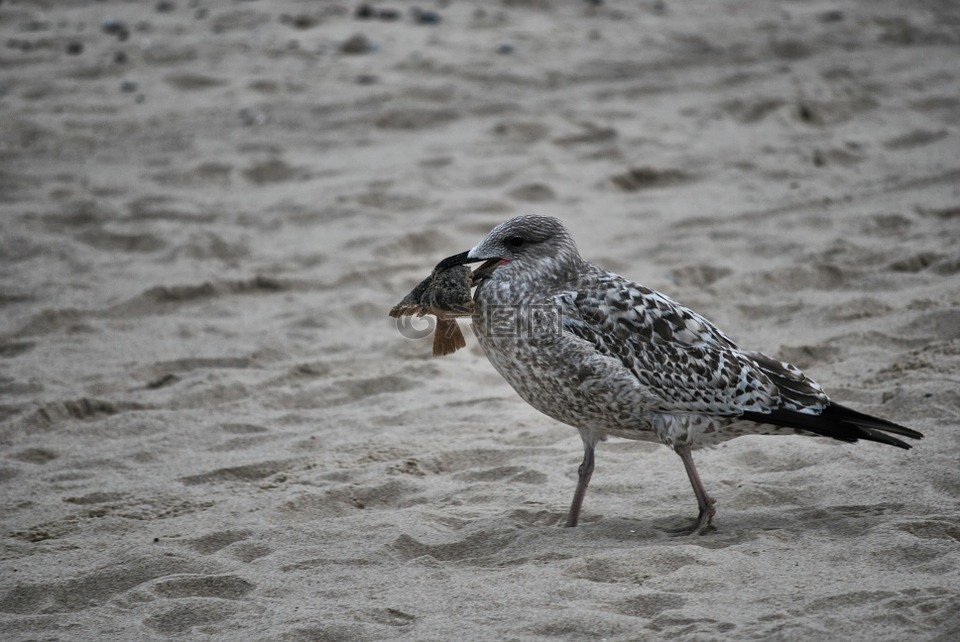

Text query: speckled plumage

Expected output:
[432,215,923,533]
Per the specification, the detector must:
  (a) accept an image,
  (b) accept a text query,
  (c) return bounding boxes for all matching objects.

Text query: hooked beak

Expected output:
[434,250,481,271]
[435,250,508,280]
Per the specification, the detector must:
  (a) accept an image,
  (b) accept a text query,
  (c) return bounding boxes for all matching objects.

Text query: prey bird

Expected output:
[431,215,922,534]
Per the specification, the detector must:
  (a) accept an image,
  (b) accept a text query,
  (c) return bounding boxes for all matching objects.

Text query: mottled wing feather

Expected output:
[742,351,828,413]
[558,272,822,417]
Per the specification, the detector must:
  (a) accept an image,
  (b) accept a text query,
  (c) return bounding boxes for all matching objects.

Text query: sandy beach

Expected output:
[1,0,959,639]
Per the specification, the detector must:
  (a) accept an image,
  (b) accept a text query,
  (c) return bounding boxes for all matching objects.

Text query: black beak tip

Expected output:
[434,250,475,271]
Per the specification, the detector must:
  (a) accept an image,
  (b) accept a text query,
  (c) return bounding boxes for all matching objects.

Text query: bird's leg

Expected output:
[565,437,595,527]
[675,443,716,535]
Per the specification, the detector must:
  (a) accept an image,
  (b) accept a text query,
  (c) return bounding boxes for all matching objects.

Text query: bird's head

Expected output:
[435,215,582,282]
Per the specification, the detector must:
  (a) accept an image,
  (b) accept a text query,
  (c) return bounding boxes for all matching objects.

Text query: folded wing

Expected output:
[559,272,922,448]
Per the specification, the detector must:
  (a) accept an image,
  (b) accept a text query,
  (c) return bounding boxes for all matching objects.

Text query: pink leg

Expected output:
[676,443,716,535]
[565,440,595,527]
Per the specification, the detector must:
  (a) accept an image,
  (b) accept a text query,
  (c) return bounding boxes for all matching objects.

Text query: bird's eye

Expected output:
[504,236,525,248]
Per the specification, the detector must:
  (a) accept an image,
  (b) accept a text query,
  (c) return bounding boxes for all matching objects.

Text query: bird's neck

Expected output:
[481,256,589,303]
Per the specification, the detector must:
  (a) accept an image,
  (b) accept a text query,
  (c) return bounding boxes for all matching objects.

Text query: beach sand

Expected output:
[1,1,959,639]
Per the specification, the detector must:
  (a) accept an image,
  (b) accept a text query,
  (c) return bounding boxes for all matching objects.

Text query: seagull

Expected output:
[433,215,923,534]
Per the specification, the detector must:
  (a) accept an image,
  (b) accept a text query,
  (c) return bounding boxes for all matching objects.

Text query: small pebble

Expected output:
[291,13,318,29]
[798,103,817,123]
[340,33,370,54]
[102,17,129,41]
[120,80,139,93]
[155,0,176,12]
[497,43,514,55]
[113,51,128,64]
[819,9,844,23]
[102,18,121,33]
[411,7,441,24]
[356,4,402,21]
[66,41,83,55]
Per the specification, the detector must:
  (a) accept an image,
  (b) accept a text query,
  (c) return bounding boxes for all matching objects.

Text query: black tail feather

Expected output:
[740,403,923,449]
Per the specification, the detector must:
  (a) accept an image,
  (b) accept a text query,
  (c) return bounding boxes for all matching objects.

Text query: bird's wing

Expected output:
[556,273,829,416]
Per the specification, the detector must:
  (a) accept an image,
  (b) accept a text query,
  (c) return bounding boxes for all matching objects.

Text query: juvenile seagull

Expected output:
[434,215,922,534]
